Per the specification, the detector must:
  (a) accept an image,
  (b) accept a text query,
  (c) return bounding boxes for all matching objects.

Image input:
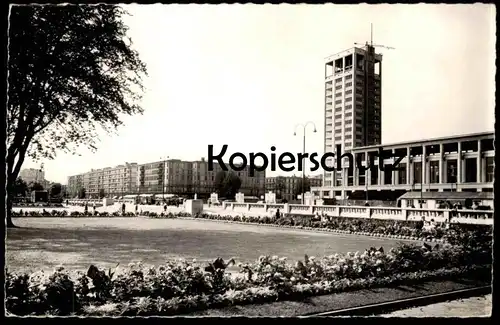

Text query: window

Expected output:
[335,85,342,90]
[345,120,352,125]
[345,104,352,110]
[371,168,378,185]
[345,112,352,117]
[334,136,342,141]
[335,129,342,135]
[398,163,407,184]
[465,158,477,183]
[345,82,353,87]
[345,89,352,95]
[335,100,342,104]
[356,89,363,95]
[335,78,342,83]
[384,166,392,185]
[335,107,342,112]
[413,162,422,184]
[345,97,352,102]
[335,121,342,126]
[345,134,352,139]
[345,142,352,147]
[486,157,494,182]
[345,75,352,80]
[430,161,439,183]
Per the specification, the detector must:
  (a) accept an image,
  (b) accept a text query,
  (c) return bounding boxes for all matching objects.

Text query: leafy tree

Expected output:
[50,183,62,197]
[6,5,147,227]
[275,178,286,200]
[293,178,311,198]
[99,188,106,199]
[214,171,242,199]
[78,188,86,199]
[13,178,29,197]
[29,182,45,192]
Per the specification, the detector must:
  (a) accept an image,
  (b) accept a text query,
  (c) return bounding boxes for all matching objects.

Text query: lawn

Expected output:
[6,217,407,274]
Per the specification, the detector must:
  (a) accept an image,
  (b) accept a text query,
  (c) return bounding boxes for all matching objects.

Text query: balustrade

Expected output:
[218,202,493,225]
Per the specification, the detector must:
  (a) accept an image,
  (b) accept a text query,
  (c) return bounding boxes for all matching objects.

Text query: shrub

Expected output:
[5,238,492,316]
[176,213,492,242]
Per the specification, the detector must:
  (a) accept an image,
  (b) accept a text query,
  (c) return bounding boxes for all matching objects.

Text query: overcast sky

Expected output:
[23,4,495,184]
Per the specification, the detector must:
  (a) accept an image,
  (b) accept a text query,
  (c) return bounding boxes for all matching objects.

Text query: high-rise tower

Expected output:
[323,44,383,188]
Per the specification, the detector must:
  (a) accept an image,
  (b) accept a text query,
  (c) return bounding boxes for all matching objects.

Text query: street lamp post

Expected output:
[294,122,317,205]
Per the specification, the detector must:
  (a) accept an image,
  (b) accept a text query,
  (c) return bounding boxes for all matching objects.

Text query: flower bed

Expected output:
[6,239,492,316]
[11,210,138,218]
[182,212,491,243]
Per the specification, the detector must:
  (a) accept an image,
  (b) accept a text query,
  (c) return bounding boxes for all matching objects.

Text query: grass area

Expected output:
[7,217,407,273]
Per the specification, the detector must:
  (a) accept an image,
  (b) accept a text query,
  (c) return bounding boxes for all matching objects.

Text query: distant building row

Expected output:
[265,175,323,202]
[67,158,266,198]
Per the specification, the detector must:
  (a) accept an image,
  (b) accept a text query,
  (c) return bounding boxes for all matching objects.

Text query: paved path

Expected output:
[379,294,491,317]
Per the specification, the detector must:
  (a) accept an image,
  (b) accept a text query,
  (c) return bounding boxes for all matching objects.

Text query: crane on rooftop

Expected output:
[354,23,395,50]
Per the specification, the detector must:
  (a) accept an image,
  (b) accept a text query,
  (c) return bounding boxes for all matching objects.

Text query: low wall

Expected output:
[220,202,493,225]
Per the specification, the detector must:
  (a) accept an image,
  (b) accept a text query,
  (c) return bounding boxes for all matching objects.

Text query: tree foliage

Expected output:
[275,178,286,199]
[13,178,29,197]
[6,5,147,226]
[29,182,45,192]
[214,171,242,199]
[293,178,311,197]
[50,183,63,197]
[99,188,106,199]
[78,188,86,199]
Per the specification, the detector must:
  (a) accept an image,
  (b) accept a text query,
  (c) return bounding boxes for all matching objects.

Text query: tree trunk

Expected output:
[6,195,17,228]
[6,176,18,228]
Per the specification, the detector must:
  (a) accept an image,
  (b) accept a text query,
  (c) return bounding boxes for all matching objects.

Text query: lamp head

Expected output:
[293,132,296,136]
[313,128,317,133]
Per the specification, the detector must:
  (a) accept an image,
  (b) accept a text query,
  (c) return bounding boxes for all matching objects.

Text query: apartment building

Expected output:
[69,158,266,198]
[137,159,194,195]
[67,162,138,198]
[266,175,323,202]
[324,44,382,189]
[188,158,265,197]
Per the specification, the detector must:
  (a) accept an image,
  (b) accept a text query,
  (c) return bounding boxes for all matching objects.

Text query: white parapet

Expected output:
[185,199,204,215]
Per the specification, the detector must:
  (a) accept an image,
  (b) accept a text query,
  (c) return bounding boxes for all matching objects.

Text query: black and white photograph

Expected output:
[5,3,494,317]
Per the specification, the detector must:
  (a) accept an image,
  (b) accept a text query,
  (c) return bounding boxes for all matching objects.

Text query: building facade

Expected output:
[312,132,495,201]
[67,162,138,198]
[19,168,46,186]
[69,158,266,198]
[266,175,323,202]
[324,44,383,189]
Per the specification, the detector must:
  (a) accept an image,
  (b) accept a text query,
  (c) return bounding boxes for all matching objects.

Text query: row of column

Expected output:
[342,140,484,187]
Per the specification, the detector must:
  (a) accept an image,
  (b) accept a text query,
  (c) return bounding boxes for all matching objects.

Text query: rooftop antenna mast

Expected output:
[370,23,373,46]
[354,23,395,50]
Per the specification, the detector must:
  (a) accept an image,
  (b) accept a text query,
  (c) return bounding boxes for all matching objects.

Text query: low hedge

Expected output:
[6,239,492,316]
[13,203,64,208]
[11,210,137,218]
[11,210,178,218]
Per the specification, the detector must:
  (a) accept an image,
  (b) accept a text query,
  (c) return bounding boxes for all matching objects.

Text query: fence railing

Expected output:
[220,202,493,225]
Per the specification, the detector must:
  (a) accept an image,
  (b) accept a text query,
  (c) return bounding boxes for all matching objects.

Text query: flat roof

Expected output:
[325,46,383,61]
[349,131,494,152]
